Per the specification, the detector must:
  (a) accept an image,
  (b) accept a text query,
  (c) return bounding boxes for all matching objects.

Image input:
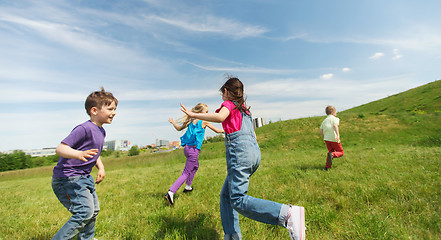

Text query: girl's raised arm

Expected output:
[203,121,224,133]
[169,118,187,131]
[181,103,229,123]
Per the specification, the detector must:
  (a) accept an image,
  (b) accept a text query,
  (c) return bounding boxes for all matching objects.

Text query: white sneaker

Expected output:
[287,206,306,240]
[164,191,174,205]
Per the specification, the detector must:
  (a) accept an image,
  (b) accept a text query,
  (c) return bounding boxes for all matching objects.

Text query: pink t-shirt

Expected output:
[215,100,249,134]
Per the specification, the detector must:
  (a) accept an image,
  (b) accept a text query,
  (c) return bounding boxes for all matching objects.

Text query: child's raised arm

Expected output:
[181,103,229,123]
[169,118,187,131]
[56,143,98,162]
[203,121,224,133]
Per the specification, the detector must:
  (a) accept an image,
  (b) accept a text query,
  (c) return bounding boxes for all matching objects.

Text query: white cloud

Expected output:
[342,67,351,72]
[243,74,417,121]
[392,48,403,60]
[320,73,334,79]
[147,14,267,39]
[370,52,384,60]
[117,88,218,101]
[188,62,297,75]
[0,14,158,67]
[248,99,327,120]
[392,54,403,60]
[0,87,218,103]
[287,25,441,53]
[0,88,84,103]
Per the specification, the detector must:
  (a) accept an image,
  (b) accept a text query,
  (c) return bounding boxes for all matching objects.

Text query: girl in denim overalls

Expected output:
[181,77,306,240]
[165,103,224,205]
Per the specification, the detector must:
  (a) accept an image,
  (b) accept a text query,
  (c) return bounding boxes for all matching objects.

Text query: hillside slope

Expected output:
[257,80,441,150]
[345,80,441,114]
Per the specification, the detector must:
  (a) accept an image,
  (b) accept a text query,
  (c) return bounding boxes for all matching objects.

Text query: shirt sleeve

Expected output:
[61,125,87,149]
[215,101,235,113]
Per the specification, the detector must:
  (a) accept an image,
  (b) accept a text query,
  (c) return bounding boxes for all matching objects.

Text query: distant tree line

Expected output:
[128,145,140,156]
[0,150,59,172]
[102,146,140,158]
[203,134,224,144]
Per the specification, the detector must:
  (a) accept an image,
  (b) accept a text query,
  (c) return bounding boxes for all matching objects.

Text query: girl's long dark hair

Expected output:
[220,76,250,113]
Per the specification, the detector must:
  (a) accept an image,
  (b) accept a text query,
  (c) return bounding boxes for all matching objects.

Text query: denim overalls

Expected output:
[220,111,290,240]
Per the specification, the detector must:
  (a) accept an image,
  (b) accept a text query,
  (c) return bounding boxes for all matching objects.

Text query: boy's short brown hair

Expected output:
[325,105,336,115]
[85,87,118,116]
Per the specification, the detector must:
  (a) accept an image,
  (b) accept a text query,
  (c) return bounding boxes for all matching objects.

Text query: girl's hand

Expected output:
[168,118,175,124]
[180,103,194,118]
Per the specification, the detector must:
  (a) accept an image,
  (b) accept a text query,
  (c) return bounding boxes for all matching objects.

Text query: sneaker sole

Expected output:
[164,194,173,205]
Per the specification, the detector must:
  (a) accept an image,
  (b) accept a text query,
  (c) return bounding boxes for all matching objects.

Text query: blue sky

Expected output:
[1,0,440,151]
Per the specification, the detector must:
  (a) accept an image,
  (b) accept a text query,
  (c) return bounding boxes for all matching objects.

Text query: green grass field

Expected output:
[1,80,440,239]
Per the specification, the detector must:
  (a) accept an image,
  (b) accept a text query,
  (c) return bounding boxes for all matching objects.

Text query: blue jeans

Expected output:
[51,175,100,240]
[220,112,290,240]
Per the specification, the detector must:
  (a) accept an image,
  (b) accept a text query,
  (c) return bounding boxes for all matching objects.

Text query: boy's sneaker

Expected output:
[326,152,333,168]
[183,187,193,193]
[287,206,306,240]
[164,191,174,205]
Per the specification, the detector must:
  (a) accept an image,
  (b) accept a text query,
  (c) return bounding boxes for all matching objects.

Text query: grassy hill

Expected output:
[345,80,441,114]
[258,80,441,150]
[0,80,440,239]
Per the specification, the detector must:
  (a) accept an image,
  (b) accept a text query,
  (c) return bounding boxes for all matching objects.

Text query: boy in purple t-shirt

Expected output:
[51,87,117,240]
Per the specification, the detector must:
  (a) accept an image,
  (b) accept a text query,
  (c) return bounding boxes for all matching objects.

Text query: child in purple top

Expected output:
[51,87,117,240]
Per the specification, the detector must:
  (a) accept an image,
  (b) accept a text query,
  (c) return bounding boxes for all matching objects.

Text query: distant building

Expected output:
[156,139,169,147]
[3,148,57,157]
[253,117,266,129]
[169,141,180,148]
[104,139,130,151]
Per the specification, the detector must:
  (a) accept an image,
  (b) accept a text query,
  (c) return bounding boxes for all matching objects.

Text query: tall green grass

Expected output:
[1,145,439,239]
[0,80,440,239]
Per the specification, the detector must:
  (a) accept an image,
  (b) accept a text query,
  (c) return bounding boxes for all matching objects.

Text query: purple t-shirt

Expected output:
[52,120,106,178]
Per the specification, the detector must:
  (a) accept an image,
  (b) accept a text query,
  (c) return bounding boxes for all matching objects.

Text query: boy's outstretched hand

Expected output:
[79,149,99,162]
